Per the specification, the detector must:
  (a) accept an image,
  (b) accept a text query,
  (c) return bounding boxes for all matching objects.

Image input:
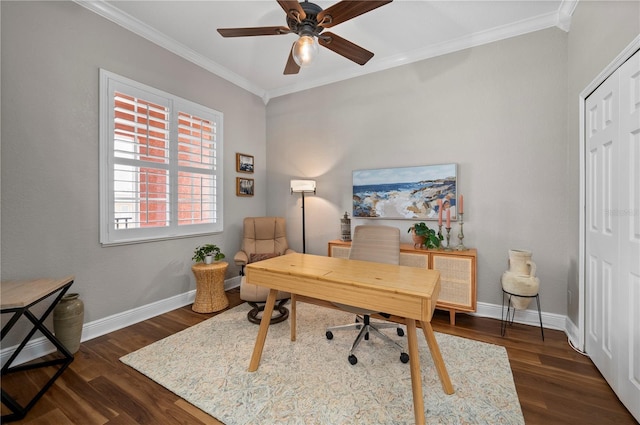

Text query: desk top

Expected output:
[1,275,75,309]
[246,254,440,322]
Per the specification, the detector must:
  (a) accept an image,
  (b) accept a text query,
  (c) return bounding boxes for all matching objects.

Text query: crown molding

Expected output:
[75,0,574,104]
[557,0,579,32]
[74,0,267,100]
[266,8,567,100]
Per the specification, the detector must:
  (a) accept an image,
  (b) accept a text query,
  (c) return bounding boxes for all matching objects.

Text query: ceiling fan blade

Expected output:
[217,26,290,37]
[277,0,306,20]
[319,32,374,65]
[317,0,392,28]
[284,45,301,75]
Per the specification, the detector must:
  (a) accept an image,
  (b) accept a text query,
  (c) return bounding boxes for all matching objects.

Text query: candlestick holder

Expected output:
[456,212,467,251]
[445,227,453,251]
[437,224,444,250]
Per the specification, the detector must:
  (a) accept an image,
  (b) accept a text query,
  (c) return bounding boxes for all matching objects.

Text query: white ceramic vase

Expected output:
[501,249,540,310]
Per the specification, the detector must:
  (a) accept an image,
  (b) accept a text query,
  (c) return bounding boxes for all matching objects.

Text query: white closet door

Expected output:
[585,49,640,422]
[616,50,640,422]
[585,64,619,387]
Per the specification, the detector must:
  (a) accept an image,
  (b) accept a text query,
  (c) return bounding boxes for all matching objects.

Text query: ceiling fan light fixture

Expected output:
[292,34,319,67]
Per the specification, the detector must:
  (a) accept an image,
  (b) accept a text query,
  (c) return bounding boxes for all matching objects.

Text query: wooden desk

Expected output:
[245,253,454,425]
[1,276,76,422]
[328,240,477,325]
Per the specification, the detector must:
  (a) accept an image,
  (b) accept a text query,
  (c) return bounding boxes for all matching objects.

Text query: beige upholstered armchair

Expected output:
[234,217,295,324]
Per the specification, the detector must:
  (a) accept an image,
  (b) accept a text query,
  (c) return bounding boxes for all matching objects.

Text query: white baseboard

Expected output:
[471,301,567,331]
[565,317,584,352]
[1,277,565,367]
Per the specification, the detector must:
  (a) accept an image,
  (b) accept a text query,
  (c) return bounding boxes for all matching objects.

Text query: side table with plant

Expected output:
[192,244,225,264]
[408,222,443,249]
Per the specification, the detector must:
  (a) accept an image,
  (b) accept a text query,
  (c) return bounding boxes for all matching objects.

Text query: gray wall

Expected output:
[564,1,640,325]
[267,27,570,313]
[1,1,266,338]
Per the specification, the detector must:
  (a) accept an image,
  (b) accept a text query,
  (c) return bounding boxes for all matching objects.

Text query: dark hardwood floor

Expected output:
[2,288,636,424]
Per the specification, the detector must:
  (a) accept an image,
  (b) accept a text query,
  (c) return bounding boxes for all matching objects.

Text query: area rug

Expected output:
[120,303,524,424]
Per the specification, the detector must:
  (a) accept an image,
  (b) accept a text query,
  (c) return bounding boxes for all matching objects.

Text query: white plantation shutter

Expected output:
[176,110,219,226]
[100,70,223,245]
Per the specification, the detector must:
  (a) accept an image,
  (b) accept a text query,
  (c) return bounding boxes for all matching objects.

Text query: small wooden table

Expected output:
[191,262,229,313]
[245,254,454,425]
[1,275,76,422]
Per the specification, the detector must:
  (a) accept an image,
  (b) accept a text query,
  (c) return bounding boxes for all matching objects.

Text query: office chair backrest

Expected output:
[349,225,400,265]
[241,217,290,256]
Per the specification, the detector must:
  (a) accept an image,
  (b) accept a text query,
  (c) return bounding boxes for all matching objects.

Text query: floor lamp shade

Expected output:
[290,180,316,194]
[290,180,316,253]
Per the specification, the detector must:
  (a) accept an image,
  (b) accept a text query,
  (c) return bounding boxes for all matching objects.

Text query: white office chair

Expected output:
[325,225,409,365]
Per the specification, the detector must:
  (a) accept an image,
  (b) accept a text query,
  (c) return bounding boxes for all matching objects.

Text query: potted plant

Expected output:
[407,222,442,249]
[192,244,225,264]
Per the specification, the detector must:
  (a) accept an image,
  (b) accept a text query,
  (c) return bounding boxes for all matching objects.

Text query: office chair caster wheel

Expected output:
[400,352,409,363]
[397,328,404,336]
[326,331,333,340]
[348,354,358,365]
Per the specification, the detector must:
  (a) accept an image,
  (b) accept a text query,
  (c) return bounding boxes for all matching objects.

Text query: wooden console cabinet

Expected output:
[328,240,477,325]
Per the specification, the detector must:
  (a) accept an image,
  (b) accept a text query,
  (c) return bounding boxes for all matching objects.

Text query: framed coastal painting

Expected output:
[236,177,254,197]
[352,163,458,220]
[236,153,254,173]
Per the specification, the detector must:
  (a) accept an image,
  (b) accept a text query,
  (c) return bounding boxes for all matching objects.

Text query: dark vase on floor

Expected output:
[53,293,84,354]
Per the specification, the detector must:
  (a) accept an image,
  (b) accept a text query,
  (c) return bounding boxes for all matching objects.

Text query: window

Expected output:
[100,70,223,245]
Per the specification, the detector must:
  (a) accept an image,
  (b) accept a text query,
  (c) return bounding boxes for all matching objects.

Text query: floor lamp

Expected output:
[290,179,316,253]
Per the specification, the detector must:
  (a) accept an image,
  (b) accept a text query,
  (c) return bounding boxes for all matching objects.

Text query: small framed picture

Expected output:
[236,177,254,197]
[236,153,254,173]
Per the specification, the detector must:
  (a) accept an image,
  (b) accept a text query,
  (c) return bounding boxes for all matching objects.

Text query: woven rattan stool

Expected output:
[191,262,229,313]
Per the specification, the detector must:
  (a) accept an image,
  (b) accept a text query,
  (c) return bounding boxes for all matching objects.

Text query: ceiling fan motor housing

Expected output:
[287,1,325,36]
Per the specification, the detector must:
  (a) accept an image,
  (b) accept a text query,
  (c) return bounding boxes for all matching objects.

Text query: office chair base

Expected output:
[326,315,409,365]
[246,299,289,325]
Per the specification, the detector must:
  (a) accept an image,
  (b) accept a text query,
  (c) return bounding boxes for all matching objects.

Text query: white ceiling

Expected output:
[78,0,576,102]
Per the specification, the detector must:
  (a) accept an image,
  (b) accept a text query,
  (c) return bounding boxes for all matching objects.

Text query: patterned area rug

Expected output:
[121,302,524,424]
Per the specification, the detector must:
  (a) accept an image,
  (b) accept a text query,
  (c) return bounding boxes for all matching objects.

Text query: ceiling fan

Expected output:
[217,0,393,75]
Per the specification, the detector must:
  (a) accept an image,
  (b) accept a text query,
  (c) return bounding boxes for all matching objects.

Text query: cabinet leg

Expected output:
[449,309,456,326]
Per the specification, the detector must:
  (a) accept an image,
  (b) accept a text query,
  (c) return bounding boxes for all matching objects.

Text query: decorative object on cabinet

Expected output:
[290,179,316,253]
[340,212,351,241]
[407,222,442,249]
[236,177,254,196]
[236,153,254,173]
[352,163,457,220]
[328,240,476,325]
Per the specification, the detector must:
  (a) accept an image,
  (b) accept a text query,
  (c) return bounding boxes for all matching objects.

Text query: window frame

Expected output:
[99,69,223,245]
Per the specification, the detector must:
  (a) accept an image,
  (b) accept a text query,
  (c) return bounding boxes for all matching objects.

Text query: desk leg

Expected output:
[248,289,277,372]
[291,294,297,342]
[420,320,454,395]
[406,319,425,425]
